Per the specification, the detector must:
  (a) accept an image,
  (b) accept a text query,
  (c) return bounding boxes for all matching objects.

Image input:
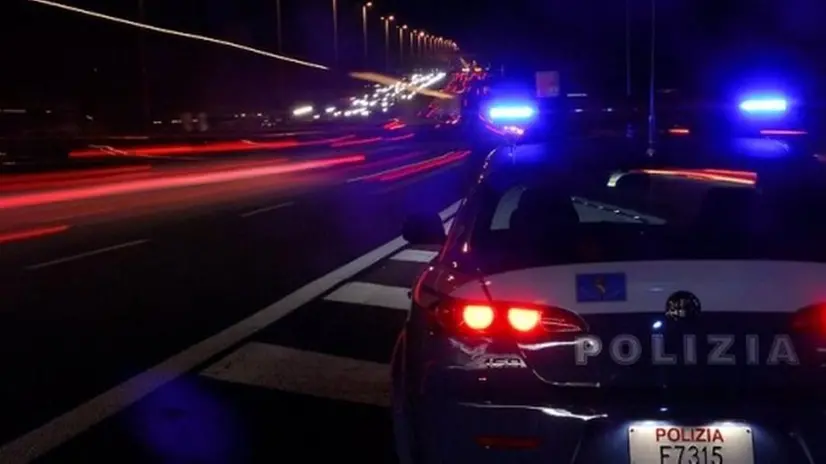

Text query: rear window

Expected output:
[488,185,662,231]
[457,171,826,272]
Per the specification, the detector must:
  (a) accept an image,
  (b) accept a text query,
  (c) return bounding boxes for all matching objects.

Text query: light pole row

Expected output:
[378,13,457,70]
[273,1,458,67]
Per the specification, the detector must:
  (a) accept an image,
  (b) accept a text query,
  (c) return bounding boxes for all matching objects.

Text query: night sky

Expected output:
[6,0,826,112]
[28,2,826,72]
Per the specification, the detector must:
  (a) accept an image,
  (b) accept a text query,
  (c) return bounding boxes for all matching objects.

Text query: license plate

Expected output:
[628,424,754,464]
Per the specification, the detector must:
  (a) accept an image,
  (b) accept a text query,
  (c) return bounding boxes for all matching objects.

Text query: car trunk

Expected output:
[449,260,826,403]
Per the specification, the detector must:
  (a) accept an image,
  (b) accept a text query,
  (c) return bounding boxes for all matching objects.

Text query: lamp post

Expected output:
[647,0,656,153]
[410,29,417,62]
[332,0,338,62]
[362,2,372,62]
[381,15,394,70]
[625,0,631,97]
[276,0,283,53]
[137,0,150,124]
[399,25,407,66]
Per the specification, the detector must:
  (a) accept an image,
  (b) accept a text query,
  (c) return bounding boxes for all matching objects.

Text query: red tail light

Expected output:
[507,308,542,332]
[431,299,586,336]
[463,305,495,330]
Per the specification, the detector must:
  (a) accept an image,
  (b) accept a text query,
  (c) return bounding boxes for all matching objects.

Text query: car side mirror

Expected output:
[402,212,447,246]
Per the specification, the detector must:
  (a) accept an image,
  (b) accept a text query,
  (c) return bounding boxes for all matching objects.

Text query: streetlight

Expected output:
[381,15,394,70]
[410,29,417,60]
[399,25,407,66]
[137,0,150,124]
[362,2,372,62]
[417,31,425,60]
[276,0,283,53]
[625,0,631,97]
[332,0,339,62]
[648,0,656,153]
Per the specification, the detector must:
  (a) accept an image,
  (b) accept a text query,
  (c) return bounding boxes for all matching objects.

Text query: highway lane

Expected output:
[1,125,422,176]
[0,135,474,456]
[0,133,453,239]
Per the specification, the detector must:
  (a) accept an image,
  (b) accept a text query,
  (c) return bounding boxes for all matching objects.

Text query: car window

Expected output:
[455,171,826,274]
[490,185,650,231]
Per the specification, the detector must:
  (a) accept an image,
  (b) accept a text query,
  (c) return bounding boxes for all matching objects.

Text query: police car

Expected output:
[391,94,826,463]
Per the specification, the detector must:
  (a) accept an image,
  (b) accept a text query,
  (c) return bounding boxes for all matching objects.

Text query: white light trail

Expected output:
[28,0,329,70]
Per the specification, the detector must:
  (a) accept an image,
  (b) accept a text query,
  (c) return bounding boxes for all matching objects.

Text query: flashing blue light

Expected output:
[739,97,787,113]
[488,105,536,121]
[652,320,663,330]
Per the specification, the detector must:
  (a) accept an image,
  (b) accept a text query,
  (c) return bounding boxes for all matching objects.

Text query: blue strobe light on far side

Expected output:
[488,104,536,122]
[738,96,788,114]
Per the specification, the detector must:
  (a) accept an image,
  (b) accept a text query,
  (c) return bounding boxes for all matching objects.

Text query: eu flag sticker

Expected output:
[576,273,627,302]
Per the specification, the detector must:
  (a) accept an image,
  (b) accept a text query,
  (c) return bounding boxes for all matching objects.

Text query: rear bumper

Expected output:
[410,398,825,464]
[400,366,826,463]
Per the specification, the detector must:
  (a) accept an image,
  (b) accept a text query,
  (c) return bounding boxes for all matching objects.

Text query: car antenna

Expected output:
[646,0,657,157]
[506,134,518,160]
[462,239,495,303]
[476,263,496,305]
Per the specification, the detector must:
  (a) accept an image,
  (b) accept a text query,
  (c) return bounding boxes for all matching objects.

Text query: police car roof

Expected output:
[483,136,825,185]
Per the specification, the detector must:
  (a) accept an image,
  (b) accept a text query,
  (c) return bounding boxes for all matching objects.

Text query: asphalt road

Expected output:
[0,130,749,463]
[0,126,472,460]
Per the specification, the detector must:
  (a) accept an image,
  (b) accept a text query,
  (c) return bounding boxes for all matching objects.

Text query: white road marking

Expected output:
[324,282,411,310]
[200,342,390,407]
[24,239,150,271]
[0,199,462,463]
[239,201,294,218]
[391,249,438,263]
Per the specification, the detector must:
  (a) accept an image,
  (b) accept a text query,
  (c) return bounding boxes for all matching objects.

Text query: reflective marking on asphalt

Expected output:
[200,342,391,407]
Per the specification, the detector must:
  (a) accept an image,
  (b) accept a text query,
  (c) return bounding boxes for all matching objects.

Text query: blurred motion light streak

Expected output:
[0,165,152,187]
[349,72,452,100]
[292,106,314,116]
[384,133,414,141]
[70,135,353,158]
[0,155,365,210]
[641,168,756,185]
[331,137,382,147]
[27,0,329,70]
[378,150,469,181]
[0,224,70,244]
[350,150,469,182]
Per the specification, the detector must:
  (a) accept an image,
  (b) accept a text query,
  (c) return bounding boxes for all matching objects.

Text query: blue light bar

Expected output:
[488,105,536,121]
[739,98,787,113]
